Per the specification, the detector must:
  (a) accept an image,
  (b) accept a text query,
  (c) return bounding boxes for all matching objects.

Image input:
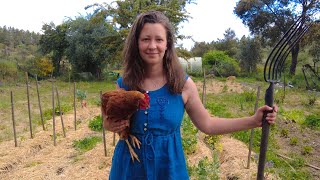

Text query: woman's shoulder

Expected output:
[116,77,129,90]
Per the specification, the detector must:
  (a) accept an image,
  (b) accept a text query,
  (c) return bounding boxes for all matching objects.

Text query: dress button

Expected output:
[144,128,147,131]
[144,123,147,126]
[144,111,148,115]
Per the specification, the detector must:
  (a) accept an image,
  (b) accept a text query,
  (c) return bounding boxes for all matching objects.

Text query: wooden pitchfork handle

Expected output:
[257,82,274,180]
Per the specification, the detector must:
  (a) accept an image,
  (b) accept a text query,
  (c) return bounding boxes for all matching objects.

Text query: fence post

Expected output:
[73,82,77,131]
[52,80,56,146]
[11,91,18,147]
[100,91,107,156]
[247,86,261,169]
[25,72,33,139]
[56,87,66,137]
[36,75,45,130]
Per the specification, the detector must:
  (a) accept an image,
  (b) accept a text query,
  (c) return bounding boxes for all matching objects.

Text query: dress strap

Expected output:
[116,77,129,90]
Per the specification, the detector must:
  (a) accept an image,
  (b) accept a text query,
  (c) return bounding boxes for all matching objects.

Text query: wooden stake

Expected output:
[247,86,261,169]
[11,91,18,147]
[25,72,33,139]
[56,87,66,137]
[36,75,45,130]
[52,80,56,146]
[100,91,107,156]
[202,68,206,107]
[73,82,77,131]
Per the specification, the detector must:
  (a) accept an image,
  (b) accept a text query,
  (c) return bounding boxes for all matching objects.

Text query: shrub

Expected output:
[202,50,240,77]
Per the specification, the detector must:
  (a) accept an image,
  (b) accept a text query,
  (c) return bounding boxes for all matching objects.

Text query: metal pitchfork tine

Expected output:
[257,16,311,180]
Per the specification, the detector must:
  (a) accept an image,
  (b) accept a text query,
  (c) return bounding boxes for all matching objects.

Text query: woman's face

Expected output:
[138,23,167,65]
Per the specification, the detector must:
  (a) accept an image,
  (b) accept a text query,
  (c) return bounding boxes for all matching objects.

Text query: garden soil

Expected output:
[0,79,275,179]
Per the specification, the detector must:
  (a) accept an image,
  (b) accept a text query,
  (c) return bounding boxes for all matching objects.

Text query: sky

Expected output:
[0,0,250,50]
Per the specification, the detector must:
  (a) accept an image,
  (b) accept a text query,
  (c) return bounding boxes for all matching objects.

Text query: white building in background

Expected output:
[179,57,202,74]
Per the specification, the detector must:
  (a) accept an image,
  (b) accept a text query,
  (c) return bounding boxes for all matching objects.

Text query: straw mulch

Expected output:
[0,104,276,179]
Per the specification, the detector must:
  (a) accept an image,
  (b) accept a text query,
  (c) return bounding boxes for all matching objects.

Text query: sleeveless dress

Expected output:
[109,77,189,180]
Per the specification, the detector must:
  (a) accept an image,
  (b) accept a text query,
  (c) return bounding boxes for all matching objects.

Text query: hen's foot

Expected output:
[125,139,140,162]
[129,134,141,149]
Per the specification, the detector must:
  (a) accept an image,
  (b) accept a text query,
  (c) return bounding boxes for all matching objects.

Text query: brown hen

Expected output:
[101,89,150,162]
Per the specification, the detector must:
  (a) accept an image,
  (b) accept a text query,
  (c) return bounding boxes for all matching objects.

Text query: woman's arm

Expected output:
[182,77,276,135]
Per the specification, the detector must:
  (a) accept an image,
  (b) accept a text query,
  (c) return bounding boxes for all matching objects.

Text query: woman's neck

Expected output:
[143,64,167,90]
[144,64,164,79]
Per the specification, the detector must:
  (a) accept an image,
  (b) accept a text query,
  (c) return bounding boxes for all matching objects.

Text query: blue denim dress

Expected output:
[109,77,189,180]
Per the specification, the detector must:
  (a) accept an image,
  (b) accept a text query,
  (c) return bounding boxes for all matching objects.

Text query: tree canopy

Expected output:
[234,0,319,75]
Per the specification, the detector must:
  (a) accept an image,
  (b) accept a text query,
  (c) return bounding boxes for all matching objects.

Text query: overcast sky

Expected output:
[0,0,250,50]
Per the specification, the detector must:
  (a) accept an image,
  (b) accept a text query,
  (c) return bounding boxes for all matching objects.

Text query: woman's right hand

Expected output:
[103,116,129,133]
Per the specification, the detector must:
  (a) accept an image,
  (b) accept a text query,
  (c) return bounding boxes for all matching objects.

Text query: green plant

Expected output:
[289,137,298,146]
[204,135,222,150]
[182,116,198,155]
[189,155,220,180]
[301,146,313,155]
[76,89,87,100]
[206,102,232,118]
[280,128,289,138]
[89,115,103,132]
[282,109,305,124]
[73,136,102,153]
[303,114,320,129]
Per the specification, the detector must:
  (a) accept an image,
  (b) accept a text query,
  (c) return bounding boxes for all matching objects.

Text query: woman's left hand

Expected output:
[254,105,278,127]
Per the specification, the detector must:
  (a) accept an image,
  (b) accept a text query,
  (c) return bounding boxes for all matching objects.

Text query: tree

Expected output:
[39,23,69,76]
[86,0,196,65]
[238,36,262,74]
[214,28,239,58]
[234,0,319,75]
[190,41,214,57]
[64,14,118,79]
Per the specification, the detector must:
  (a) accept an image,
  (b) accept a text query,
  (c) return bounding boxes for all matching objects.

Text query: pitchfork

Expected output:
[257,16,311,180]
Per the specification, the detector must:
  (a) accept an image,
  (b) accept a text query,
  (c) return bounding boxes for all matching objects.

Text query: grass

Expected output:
[73,136,102,153]
[0,79,116,142]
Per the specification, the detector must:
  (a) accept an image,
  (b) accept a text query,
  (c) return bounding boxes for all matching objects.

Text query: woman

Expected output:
[104,10,277,180]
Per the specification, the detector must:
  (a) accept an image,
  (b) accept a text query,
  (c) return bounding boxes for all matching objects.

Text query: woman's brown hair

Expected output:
[122,10,186,93]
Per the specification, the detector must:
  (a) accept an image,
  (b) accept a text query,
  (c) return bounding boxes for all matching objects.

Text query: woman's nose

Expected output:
[148,40,156,49]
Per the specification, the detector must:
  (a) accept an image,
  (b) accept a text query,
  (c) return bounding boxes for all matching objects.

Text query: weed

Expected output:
[222,84,228,93]
[303,114,320,130]
[289,137,298,146]
[282,109,305,124]
[24,161,42,168]
[301,146,313,155]
[76,89,87,101]
[73,136,102,153]
[204,135,222,150]
[189,155,220,180]
[89,115,103,132]
[182,116,198,155]
[206,102,232,118]
[280,128,289,138]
